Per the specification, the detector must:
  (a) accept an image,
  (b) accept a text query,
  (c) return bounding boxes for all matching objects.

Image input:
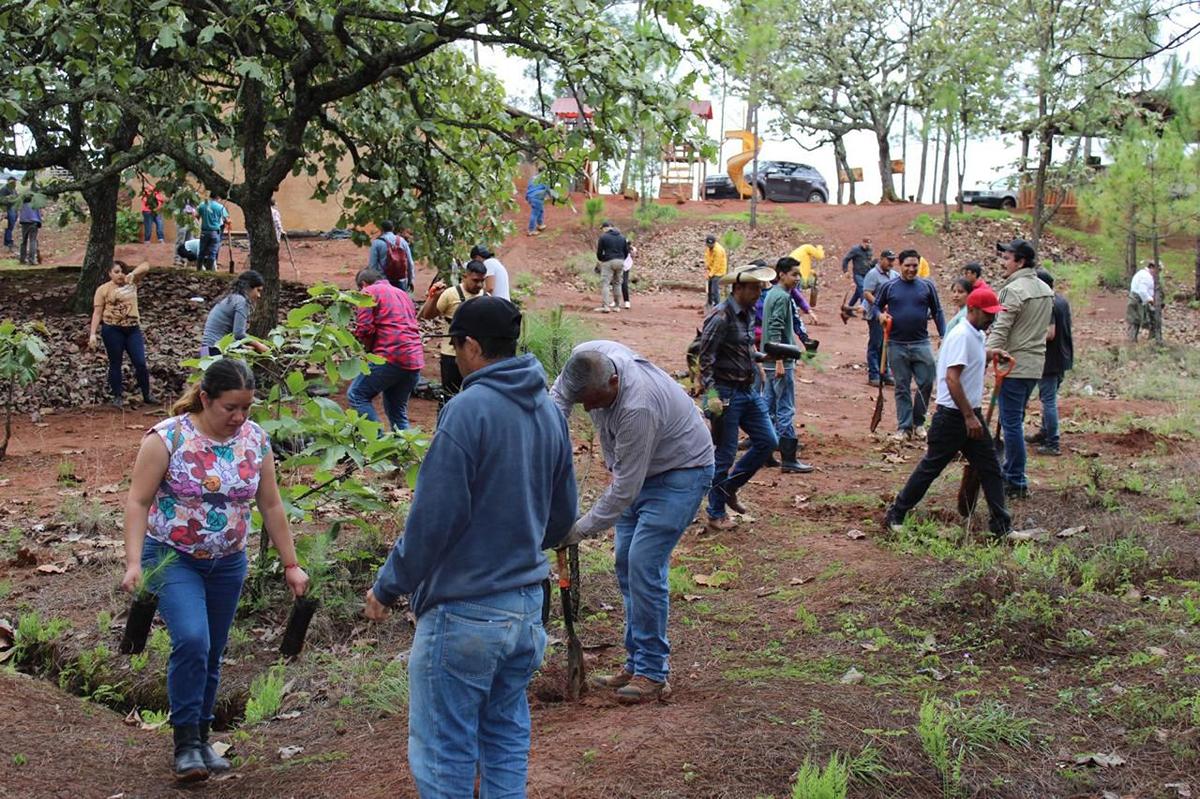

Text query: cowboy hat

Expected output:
[719,263,776,285]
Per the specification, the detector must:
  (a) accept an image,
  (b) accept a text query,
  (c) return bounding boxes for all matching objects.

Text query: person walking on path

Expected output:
[962,261,989,292]
[874,249,945,439]
[621,243,635,309]
[1,176,17,254]
[196,193,229,272]
[418,259,487,403]
[365,296,577,798]
[761,259,814,473]
[17,194,41,265]
[121,358,309,783]
[368,221,413,292]
[841,236,873,307]
[788,242,826,306]
[173,201,199,266]
[550,341,714,703]
[201,270,270,357]
[347,269,424,432]
[883,287,1013,539]
[142,184,167,243]
[525,174,549,236]
[596,221,630,313]
[704,234,727,309]
[88,260,155,407]
[1127,260,1159,343]
[945,277,974,335]
[469,243,511,300]
[699,263,779,532]
[988,239,1054,499]
[862,252,899,387]
[1026,269,1073,456]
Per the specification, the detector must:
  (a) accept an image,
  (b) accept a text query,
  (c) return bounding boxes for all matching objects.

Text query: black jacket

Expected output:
[1043,293,1073,376]
[596,229,630,263]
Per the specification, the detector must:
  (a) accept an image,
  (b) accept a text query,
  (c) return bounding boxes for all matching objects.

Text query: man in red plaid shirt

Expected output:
[348,269,425,431]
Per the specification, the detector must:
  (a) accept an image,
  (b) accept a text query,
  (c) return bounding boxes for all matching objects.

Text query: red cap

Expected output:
[967,286,1003,314]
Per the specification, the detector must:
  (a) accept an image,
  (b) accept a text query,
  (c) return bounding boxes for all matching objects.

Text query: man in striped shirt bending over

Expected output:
[348,269,425,431]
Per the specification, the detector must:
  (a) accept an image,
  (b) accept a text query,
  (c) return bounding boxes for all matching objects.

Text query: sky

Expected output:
[477,6,1200,204]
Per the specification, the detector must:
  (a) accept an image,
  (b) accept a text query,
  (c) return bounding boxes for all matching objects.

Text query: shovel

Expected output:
[869,318,891,433]
[957,353,1015,517]
[556,548,586,701]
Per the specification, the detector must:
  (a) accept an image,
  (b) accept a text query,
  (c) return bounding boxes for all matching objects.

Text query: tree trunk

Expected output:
[243,197,281,337]
[749,103,759,229]
[900,105,908,201]
[1126,227,1137,279]
[71,175,122,313]
[930,127,941,204]
[876,123,899,203]
[834,135,853,205]
[940,120,953,232]
[955,106,968,213]
[916,118,930,203]
[1194,234,1200,299]
[1032,126,1053,249]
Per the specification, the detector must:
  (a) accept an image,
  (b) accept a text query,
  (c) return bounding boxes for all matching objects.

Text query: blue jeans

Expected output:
[99,323,151,400]
[527,199,544,233]
[199,229,222,271]
[866,317,892,382]
[347,361,420,431]
[999,377,1038,488]
[1037,375,1062,448]
[142,211,164,242]
[142,537,247,728]
[889,340,935,431]
[615,465,712,682]
[407,584,546,798]
[848,272,864,307]
[3,207,15,247]
[706,385,778,519]
[763,363,796,439]
[706,276,721,307]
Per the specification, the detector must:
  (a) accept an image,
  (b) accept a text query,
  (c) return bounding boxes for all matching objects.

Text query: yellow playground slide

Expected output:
[725,130,762,199]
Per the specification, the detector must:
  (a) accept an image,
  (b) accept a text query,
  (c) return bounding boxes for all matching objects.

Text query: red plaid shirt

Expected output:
[355,283,424,370]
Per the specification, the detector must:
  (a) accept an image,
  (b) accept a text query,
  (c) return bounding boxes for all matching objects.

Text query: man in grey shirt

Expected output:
[552,340,714,704]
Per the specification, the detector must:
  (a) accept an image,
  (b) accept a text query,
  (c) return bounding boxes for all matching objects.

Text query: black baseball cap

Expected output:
[880,249,896,258]
[705,234,716,244]
[448,296,522,341]
[996,239,1035,264]
[470,244,493,259]
[601,220,613,229]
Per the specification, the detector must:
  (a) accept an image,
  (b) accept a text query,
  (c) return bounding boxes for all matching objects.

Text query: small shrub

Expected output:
[793,605,820,634]
[911,213,938,237]
[518,306,591,380]
[994,589,1059,636]
[950,699,1034,751]
[148,627,171,659]
[917,696,965,799]
[243,663,287,725]
[1080,538,1153,593]
[11,612,70,672]
[583,197,605,228]
[720,229,745,257]
[115,208,142,243]
[633,203,679,229]
[790,753,849,799]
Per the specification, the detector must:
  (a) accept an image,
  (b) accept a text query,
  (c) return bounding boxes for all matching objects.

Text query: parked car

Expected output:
[961,177,1019,209]
[705,160,829,203]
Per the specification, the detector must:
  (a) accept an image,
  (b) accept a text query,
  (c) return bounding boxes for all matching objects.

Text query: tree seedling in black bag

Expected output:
[279,523,338,658]
[120,549,178,655]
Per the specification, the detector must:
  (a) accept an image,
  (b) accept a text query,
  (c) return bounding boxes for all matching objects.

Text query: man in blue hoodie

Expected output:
[365,296,577,798]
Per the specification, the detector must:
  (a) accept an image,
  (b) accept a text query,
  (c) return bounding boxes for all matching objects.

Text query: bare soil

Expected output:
[3,199,1199,798]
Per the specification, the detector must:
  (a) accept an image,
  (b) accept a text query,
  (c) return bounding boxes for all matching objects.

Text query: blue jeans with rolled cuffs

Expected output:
[706,384,778,519]
[142,536,247,728]
[407,584,546,798]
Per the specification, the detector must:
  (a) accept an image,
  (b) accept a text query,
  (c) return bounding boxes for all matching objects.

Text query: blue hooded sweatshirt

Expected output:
[372,353,577,617]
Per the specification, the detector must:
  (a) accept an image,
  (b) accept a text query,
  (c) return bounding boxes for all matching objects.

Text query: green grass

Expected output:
[911,208,1015,237]
[1049,224,1194,293]
[362,660,409,716]
[789,752,849,799]
[243,663,287,725]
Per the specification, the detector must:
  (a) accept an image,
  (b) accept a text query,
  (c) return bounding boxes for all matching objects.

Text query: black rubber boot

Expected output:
[779,438,815,474]
[198,720,231,773]
[173,724,209,783]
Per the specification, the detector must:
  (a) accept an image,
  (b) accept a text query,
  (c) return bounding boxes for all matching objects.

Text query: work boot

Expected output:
[172,724,209,783]
[868,378,881,388]
[705,515,737,534]
[591,668,633,690]
[881,506,905,534]
[737,438,751,451]
[198,721,231,773]
[779,438,814,474]
[615,676,672,704]
[1025,431,1045,445]
[1035,444,1061,456]
[723,488,747,514]
[882,376,895,386]
[1004,483,1030,500]
[765,451,780,468]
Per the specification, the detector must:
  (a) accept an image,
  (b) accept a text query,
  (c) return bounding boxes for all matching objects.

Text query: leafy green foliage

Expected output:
[115,208,142,244]
[0,320,47,459]
[10,612,70,674]
[789,752,848,799]
[244,663,287,725]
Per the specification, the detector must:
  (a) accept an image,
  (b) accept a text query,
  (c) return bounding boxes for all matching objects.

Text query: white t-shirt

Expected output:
[1129,268,1155,303]
[484,257,510,300]
[935,320,986,410]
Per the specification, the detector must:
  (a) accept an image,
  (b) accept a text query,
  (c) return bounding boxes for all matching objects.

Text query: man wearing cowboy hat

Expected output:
[696,262,779,533]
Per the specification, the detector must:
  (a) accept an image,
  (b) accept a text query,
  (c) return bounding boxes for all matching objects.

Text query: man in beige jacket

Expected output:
[987,239,1053,499]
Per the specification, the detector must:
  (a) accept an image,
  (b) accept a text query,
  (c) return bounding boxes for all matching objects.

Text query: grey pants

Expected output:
[174,223,193,264]
[19,222,38,264]
[600,259,624,309]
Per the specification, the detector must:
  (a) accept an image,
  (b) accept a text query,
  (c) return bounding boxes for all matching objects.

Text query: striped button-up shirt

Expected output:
[551,341,714,537]
[355,282,424,370]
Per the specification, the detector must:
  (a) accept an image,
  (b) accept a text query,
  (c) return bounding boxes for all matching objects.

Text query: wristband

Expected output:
[283,562,301,571]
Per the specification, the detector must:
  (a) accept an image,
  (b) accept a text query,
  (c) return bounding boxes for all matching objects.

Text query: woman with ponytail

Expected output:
[200,270,269,356]
[120,358,308,783]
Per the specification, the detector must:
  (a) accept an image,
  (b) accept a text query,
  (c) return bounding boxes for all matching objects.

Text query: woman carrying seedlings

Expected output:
[120,358,309,783]
[200,270,269,356]
[88,260,155,407]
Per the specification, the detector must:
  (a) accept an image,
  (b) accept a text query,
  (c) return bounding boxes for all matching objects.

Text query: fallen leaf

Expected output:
[275,710,302,721]
[97,483,122,494]
[839,666,865,685]
[788,577,811,585]
[1007,527,1047,541]
[36,563,69,574]
[211,741,232,758]
[693,572,734,589]
[754,587,779,598]
[792,494,810,508]
[1072,751,1126,768]
[1056,525,1087,538]
[1147,646,1168,657]
[860,642,881,652]
[278,745,304,760]
[1165,782,1192,798]
[846,529,867,540]
[682,594,704,602]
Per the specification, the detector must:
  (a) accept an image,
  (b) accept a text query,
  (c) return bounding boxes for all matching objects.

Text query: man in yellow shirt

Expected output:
[704,234,727,309]
[788,243,826,306]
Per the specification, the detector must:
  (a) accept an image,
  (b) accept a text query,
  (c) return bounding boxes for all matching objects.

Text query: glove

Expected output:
[555,523,589,551]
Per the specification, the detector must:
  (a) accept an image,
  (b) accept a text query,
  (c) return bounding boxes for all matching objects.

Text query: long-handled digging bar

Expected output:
[225,228,236,274]
[956,353,1015,518]
[556,548,586,701]
[282,233,300,281]
[869,318,892,433]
